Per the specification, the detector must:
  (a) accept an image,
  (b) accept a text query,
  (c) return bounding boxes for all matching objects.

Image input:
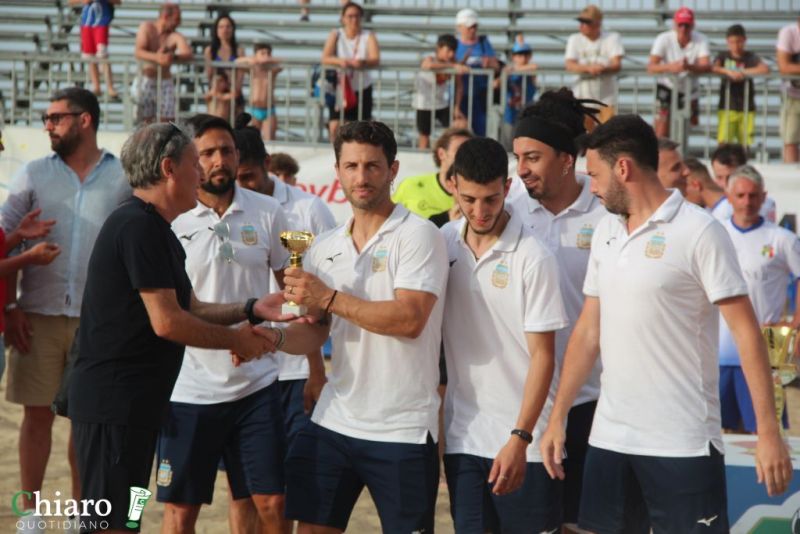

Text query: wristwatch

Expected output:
[244,298,259,325]
[510,428,533,444]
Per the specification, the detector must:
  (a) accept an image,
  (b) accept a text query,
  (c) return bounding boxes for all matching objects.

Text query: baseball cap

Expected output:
[674,7,695,25]
[511,41,532,54]
[576,5,603,24]
[456,8,479,28]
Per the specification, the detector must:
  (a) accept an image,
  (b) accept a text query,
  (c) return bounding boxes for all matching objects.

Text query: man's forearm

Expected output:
[190,299,246,326]
[329,291,429,338]
[737,323,781,435]
[515,337,555,433]
[280,323,329,355]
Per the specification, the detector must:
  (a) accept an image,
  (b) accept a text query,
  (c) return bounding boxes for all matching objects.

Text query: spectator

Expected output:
[718,165,800,433]
[709,143,777,222]
[656,137,689,195]
[203,14,245,117]
[133,2,192,124]
[237,43,283,141]
[413,34,466,149]
[454,8,499,137]
[712,24,769,147]
[648,7,710,138]
[564,4,624,131]
[1,87,130,525]
[321,2,380,141]
[392,127,473,227]
[500,36,537,148]
[205,70,235,122]
[269,152,300,186]
[70,0,120,99]
[776,16,800,162]
[683,157,726,210]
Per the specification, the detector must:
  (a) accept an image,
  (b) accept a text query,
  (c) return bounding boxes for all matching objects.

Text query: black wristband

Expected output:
[244,298,259,325]
[510,429,533,443]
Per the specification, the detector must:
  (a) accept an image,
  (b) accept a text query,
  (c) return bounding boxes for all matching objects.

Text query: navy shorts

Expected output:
[279,378,311,450]
[579,445,729,534]
[563,400,597,523]
[156,381,285,504]
[285,422,439,532]
[72,421,158,533]
[444,453,562,533]
[720,365,787,433]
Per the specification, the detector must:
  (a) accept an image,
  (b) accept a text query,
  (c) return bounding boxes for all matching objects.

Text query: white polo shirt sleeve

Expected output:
[266,207,291,272]
[308,196,337,235]
[524,253,569,333]
[780,230,800,279]
[582,215,610,298]
[394,222,449,297]
[691,221,748,304]
[649,31,669,58]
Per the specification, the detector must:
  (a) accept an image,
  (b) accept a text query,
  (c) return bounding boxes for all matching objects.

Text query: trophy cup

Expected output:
[762,326,798,433]
[280,230,314,315]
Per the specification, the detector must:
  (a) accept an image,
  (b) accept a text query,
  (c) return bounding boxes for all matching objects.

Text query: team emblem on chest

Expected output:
[644,233,666,259]
[372,246,389,272]
[240,224,258,246]
[156,459,172,486]
[491,261,510,288]
[576,224,594,250]
[761,244,774,259]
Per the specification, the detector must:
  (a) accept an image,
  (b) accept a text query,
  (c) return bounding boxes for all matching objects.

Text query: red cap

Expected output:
[674,7,695,25]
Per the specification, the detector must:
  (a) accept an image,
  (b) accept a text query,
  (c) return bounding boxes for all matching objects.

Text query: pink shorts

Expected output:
[81,25,109,58]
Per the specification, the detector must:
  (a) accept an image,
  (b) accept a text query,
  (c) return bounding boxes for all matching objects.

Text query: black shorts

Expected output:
[416,107,451,136]
[327,86,373,123]
[72,421,159,533]
[656,83,699,123]
[563,400,597,523]
[579,444,728,534]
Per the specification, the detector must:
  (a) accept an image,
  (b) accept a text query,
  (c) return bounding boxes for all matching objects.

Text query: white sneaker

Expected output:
[15,515,45,534]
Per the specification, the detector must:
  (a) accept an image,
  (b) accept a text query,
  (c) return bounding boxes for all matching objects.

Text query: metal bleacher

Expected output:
[0,0,797,155]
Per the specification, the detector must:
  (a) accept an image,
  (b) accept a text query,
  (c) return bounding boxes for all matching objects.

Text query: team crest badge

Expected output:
[156,460,173,487]
[576,224,594,249]
[761,244,775,258]
[491,261,510,288]
[240,224,258,246]
[645,233,666,259]
[372,246,388,272]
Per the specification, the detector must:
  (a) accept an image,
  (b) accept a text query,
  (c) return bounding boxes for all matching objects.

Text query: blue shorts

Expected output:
[720,365,788,433]
[579,445,728,534]
[563,400,596,523]
[443,453,562,532]
[279,378,311,451]
[285,422,439,531]
[248,106,276,121]
[156,381,285,504]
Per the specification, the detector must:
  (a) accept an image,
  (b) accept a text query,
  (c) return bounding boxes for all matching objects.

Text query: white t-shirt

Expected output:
[650,30,710,95]
[336,29,373,89]
[710,195,777,224]
[584,190,747,457]
[511,176,608,406]
[718,218,800,366]
[441,210,568,461]
[306,205,449,444]
[170,185,291,404]
[777,23,800,99]
[413,63,451,111]
[270,178,337,381]
[565,31,625,106]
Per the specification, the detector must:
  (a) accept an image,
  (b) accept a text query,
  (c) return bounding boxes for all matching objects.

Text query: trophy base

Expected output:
[282,302,307,316]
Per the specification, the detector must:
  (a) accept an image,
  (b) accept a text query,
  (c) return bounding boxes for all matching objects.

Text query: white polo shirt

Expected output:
[511,176,608,406]
[306,204,449,444]
[719,218,800,366]
[441,209,568,461]
[710,195,777,224]
[170,185,291,404]
[269,178,337,381]
[584,190,747,457]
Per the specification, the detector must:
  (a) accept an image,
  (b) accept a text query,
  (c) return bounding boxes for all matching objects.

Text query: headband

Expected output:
[513,115,577,156]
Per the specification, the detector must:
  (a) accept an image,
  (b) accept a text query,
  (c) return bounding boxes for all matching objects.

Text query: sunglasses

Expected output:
[41,111,83,126]
[210,221,235,263]
[677,22,692,28]
[578,18,594,24]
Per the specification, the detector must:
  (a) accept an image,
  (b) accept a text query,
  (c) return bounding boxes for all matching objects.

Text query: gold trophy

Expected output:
[762,326,798,432]
[280,231,314,316]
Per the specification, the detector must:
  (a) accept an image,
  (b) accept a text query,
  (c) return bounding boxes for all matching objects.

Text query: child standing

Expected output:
[237,43,283,140]
[500,37,537,147]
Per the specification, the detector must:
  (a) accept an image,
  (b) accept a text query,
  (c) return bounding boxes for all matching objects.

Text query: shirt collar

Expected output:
[271,176,291,205]
[342,203,410,238]
[456,205,523,254]
[617,188,683,228]
[522,174,595,216]
[730,216,765,233]
[189,183,245,217]
[48,148,116,170]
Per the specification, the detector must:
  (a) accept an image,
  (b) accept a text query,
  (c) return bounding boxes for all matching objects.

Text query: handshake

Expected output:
[230,324,284,367]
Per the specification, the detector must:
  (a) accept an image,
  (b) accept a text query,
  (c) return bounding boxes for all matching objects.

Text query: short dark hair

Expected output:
[333,121,397,165]
[711,142,748,167]
[51,87,100,132]
[270,153,300,177]
[432,127,474,168]
[518,87,597,144]
[582,114,659,172]
[340,1,364,18]
[254,42,272,53]
[453,137,508,185]
[726,24,746,38]
[657,137,680,152]
[436,34,458,52]
[232,112,267,164]
[183,113,235,140]
[684,157,712,182]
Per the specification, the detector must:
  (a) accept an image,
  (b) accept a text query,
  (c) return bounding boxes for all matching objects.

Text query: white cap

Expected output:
[456,8,479,27]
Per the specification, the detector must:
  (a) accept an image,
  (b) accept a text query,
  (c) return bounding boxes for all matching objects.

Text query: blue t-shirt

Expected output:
[81,0,114,28]
[505,73,537,124]
[456,36,495,92]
